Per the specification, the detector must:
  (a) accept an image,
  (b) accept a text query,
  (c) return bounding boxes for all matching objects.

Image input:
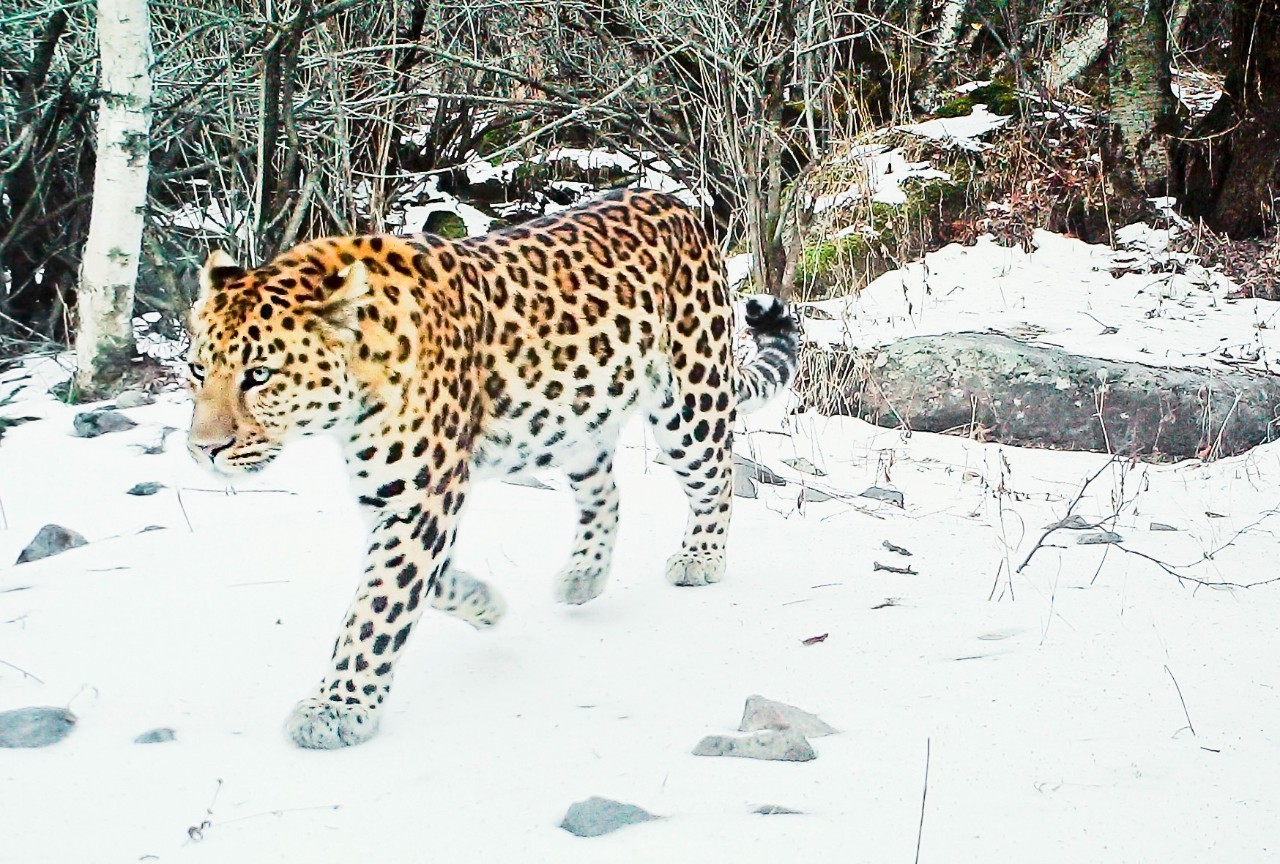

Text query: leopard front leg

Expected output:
[286,467,502,749]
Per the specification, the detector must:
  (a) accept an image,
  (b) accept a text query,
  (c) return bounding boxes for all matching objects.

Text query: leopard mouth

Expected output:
[189,445,280,477]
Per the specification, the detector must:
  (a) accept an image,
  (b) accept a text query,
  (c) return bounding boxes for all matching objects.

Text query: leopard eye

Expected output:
[189,362,207,382]
[243,366,273,389]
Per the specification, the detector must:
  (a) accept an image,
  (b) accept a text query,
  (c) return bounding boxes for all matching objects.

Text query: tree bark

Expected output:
[75,0,152,400]
[1107,0,1175,197]
[1177,0,1280,237]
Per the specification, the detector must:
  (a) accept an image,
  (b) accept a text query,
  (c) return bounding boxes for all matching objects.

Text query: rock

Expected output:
[502,475,553,491]
[0,707,76,748]
[559,797,659,837]
[1077,531,1123,545]
[799,332,1280,461]
[800,486,833,503]
[739,695,838,737]
[1150,522,1179,532]
[692,729,816,762]
[781,457,826,476]
[72,410,137,438]
[733,471,759,499]
[859,486,904,508]
[754,804,803,815]
[139,525,166,533]
[115,390,154,409]
[734,454,787,486]
[127,482,165,496]
[134,727,176,744]
[16,524,88,564]
[1044,514,1092,530]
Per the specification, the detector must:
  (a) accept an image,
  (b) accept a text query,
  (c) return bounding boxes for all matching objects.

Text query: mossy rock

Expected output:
[936,81,1019,119]
[424,211,469,239]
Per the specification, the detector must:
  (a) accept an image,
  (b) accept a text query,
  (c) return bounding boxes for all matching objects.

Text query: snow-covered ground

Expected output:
[2,231,1279,863]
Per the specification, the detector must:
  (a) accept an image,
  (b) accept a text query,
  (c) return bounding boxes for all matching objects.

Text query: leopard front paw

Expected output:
[285,696,379,749]
[555,564,608,605]
[664,550,725,587]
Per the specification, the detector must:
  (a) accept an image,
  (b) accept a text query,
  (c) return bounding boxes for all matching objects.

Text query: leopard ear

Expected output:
[314,261,370,339]
[198,250,245,301]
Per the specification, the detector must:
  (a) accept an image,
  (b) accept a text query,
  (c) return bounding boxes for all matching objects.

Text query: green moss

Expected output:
[965,81,1019,116]
[935,95,975,118]
[425,211,468,239]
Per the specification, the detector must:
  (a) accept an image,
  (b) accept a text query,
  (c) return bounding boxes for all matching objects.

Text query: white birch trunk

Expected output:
[75,0,151,400]
[918,0,969,111]
[1044,15,1108,91]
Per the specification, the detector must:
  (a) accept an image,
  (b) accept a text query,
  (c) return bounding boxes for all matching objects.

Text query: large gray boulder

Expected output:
[799,332,1280,460]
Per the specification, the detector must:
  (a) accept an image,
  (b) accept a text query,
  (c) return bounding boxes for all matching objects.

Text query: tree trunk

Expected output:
[1107,0,1175,197]
[1177,0,1280,237]
[75,0,151,400]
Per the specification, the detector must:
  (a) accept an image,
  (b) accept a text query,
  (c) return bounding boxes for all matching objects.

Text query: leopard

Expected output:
[185,188,800,749]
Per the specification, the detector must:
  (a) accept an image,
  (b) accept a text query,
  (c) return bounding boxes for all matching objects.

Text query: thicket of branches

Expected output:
[0,0,1267,354]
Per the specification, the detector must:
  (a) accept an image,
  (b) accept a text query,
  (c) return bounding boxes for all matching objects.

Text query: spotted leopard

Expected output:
[186,188,800,748]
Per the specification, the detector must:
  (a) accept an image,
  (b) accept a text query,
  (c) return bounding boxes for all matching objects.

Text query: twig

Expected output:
[873,561,918,575]
[1164,665,1196,737]
[914,737,931,864]
[187,779,223,843]
[0,658,44,684]
[175,488,194,533]
[1016,460,1116,573]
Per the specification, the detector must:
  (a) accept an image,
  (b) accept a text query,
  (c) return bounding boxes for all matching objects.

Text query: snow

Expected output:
[814,144,952,212]
[897,104,1011,151]
[2,229,1279,862]
[802,229,1279,373]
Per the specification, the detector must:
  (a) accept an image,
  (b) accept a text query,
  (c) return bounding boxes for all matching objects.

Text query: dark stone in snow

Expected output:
[739,695,838,737]
[114,390,154,409]
[733,471,759,499]
[859,486,904,508]
[560,797,659,837]
[72,410,137,438]
[134,727,176,744]
[127,482,165,496]
[16,524,87,564]
[693,729,816,762]
[734,454,786,486]
[0,706,76,748]
[800,332,1280,460]
[1077,531,1123,545]
[754,804,803,815]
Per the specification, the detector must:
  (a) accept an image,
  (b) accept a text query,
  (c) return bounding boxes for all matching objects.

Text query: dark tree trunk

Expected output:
[1177,0,1280,237]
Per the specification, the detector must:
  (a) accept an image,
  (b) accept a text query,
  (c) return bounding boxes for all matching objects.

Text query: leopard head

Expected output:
[186,249,369,476]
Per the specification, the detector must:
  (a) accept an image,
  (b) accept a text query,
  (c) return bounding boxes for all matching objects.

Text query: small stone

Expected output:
[1077,531,1123,545]
[502,475,553,490]
[754,805,802,815]
[693,729,816,762]
[734,454,786,486]
[739,695,837,737]
[139,525,166,533]
[115,390,154,409]
[1044,514,1092,530]
[559,797,659,837]
[1150,522,1179,532]
[859,486,904,508]
[16,524,87,564]
[782,457,826,476]
[134,727,176,744]
[72,410,137,438]
[0,707,76,748]
[800,486,833,503]
[733,472,759,499]
[127,482,165,496]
